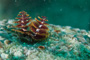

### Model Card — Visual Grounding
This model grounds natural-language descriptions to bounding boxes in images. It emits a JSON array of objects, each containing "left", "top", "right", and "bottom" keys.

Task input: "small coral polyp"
[{"left": 13, "top": 11, "right": 49, "bottom": 41}]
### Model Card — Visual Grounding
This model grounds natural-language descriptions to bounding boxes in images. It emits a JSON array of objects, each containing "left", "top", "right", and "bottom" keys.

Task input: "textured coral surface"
[{"left": 0, "top": 19, "right": 90, "bottom": 60}]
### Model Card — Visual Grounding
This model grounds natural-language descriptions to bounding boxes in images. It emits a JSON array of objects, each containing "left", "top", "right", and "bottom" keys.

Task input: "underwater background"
[
  {"left": 0, "top": 0, "right": 90, "bottom": 30},
  {"left": 0, "top": 0, "right": 90, "bottom": 60}
]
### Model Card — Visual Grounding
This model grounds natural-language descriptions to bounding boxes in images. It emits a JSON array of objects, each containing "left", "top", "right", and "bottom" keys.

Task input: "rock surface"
[{"left": 0, "top": 19, "right": 90, "bottom": 60}]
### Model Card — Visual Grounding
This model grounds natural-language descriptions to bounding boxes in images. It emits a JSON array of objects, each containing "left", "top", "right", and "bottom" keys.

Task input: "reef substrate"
[{"left": 0, "top": 19, "right": 90, "bottom": 60}]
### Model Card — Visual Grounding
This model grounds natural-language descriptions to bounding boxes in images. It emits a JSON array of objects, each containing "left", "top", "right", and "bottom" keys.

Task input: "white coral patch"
[
  {"left": 14, "top": 51, "right": 23, "bottom": 57},
  {"left": 0, "top": 36, "right": 4, "bottom": 40},
  {"left": 0, "top": 48, "right": 4, "bottom": 53},
  {"left": 7, "top": 19, "right": 14, "bottom": 24},
  {"left": 0, "top": 21, "right": 5, "bottom": 26},
  {"left": 1, "top": 53, "right": 9, "bottom": 59},
  {"left": 0, "top": 31, "right": 4, "bottom": 33},
  {"left": 87, "top": 34, "right": 90, "bottom": 37}
]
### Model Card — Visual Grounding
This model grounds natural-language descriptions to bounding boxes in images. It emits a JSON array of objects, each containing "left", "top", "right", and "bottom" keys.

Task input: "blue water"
[{"left": 0, "top": 0, "right": 90, "bottom": 30}]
